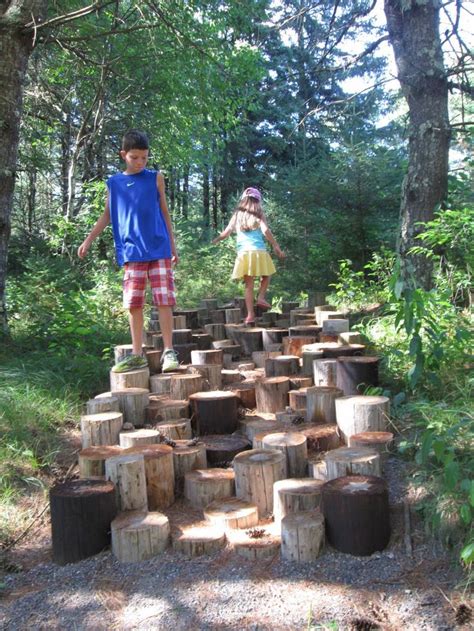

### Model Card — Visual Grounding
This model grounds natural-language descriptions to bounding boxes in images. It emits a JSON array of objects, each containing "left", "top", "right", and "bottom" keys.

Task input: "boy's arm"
[
  {"left": 78, "top": 192, "right": 111, "bottom": 258},
  {"left": 157, "top": 172, "right": 178, "bottom": 264},
  {"left": 212, "top": 215, "right": 236, "bottom": 244},
  {"left": 260, "top": 216, "right": 285, "bottom": 259}
]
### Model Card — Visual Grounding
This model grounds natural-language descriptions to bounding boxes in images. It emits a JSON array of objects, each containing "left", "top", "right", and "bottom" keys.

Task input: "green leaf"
[
  {"left": 460, "top": 542, "right": 474, "bottom": 564},
  {"left": 460, "top": 504, "right": 471, "bottom": 525},
  {"left": 420, "top": 431, "right": 433, "bottom": 464},
  {"left": 444, "top": 460, "right": 460, "bottom": 491},
  {"left": 432, "top": 439, "right": 445, "bottom": 462},
  {"left": 409, "top": 333, "right": 422, "bottom": 357}
]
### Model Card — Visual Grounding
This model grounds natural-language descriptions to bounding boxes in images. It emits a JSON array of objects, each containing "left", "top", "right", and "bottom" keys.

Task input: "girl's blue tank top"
[
  {"left": 107, "top": 169, "right": 171, "bottom": 266},
  {"left": 236, "top": 228, "right": 266, "bottom": 252}
]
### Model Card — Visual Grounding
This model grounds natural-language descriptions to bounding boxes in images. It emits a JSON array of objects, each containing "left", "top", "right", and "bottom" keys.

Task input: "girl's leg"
[
  {"left": 129, "top": 307, "right": 144, "bottom": 355},
  {"left": 157, "top": 305, "right": 173, "bottom": 350},
  {"left": 257, "top": 275, "right": 271, "bottom": 303},
  {"left": 243, "top": 275, "right": 255, "bottom": 320}
]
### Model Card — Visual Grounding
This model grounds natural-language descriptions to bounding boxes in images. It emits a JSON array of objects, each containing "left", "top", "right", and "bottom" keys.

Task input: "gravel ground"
[{"left": 0, "top": 455, "right": 470, "bottom": 631}]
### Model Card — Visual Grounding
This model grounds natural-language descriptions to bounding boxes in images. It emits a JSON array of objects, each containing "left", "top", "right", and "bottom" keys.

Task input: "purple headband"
[{"left": 241, "top": 187, "right": 262, "bottom": 202}]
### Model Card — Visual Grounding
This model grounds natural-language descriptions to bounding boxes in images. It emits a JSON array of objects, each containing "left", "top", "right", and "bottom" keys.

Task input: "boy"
[{"left": 78, "top": 130, "right": 179, "bottom": 373}]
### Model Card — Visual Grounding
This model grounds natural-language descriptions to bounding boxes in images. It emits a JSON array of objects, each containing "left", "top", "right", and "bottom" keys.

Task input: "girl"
[{"left": 212, "top": 187, "right": 285, "bottom": 324}]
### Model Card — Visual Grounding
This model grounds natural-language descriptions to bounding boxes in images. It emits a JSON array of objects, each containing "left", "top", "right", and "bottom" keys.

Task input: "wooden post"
[
  {"left": 104, "top": 388, "right": 150, "bottom": 426},
  {"left": 145, "top": 349, "right": 162, "bottom": 374},
  {"left": 173, "top": 315, "right": 187, "bottom": 329},
  {"left": 324, "top": 446, "right": 381, "bottom": 480},
  {"left": 187, "top": 364, "right": 222, "bottom": 390},
  {"left": 81, "top": 412, "right": 123, "bottom": 448},
  {"left": 201, "top": 298, "right": 218, "bottom": 310},
  {"left": 315, "top": 310, "right": 345, "bottom": 325},
  {"left": 255, "top": 376, "right": 290, "bottom": 413},
  {"left": 239, "top": 328, "right": 264, "bottom": 355},
  {"left": 210, "top": 308, "right": 225, "bottom": 323},
  {"left": 174, "top": 342, "right": 197, "bottom": 364},
  {"left": 174, "top": 309, "right": 199, "bottom": 330},
  {"left": 191, "top": 349, "right": 223, "bottom": 365},
  {"left": 308, "top": 458, "right": 327, "bottom": 481},
  {"left": 273, "top": 478, "right": 324, "bottom": 523},
  {"left": 172, "top": 525, "right": 226, "bottom": 556},
  {"left": 252, "top": 350, "right": 281, "bottom": 369},
  {"left": 225, "top": 308, "right": 241, "bottom": 324},
  {"left": 221, "top": 369, "right": 244, "bottom": 385},
  {"left": 306, "top": 386, "right": 343, "bottom": 424},
  {"left": 288, "top": 388, "right": 308, "bottom": 410},
  {"left": 169, "top": 374, "right": 204, "bottom": 400},
  {"left": 172, "top": 329, "right": 192, "bottom": 345},
  {"left": 261, "top": 432, "right": 308, "bottom": 477},
  {"left": 302, "top": 349, "right": 324, "bottom": 376},
  {"left": 146, "top": 397, "right": 189, "bottom": 424},
  {"left": 301, "top": 424, "right": 341, "bottom": 454},
  {"left": 50, "top": 480, "right": 117, "bottom": 565},
  {"left": 313, "top": 358, "right": 338, "bottom": 387},
  {"left": 322, "top": 475, "right": 390, "bottom": 555},
  {"left": 86, "top": 396, "right": 119, "bottom": 415},
  {"left": 105, "top": 453, "right": 148, "bottom": 512},
  {"left": 156, "top": 419, "right": 192, "bottom": 440},
  {"left": 230, "top": 381, "right": 256, "bottom": 409},
  {"left": 201, "top": 434, "right": 251, "bottom": 466},
  {"left": 322, "top": 318, "right": 349, "bottom": 335},
  {"left": 281, "top": 510, "right": 325, "bottom": 562},
  {"left": 204, "top": 323, "right": 226, "bottom": 340},
  {"left": 318, "top": 343, "right": 366, "bottom": 358},
  {"left": 335, "top": 395, "right": 390, "bottom": 443},
  {"left": 173, "top": 441, "right": 208, "bottom": 493},
  {"left": 111, "top": 510, "right": 170, "bottom": 563},
  {"left": 336, "top": 356, "right": 380, "bottom": 396},
  {"left": 289, "top": 325, "right": 321, "bottom": 337},
  {"left": 289, "top": 376, "right": 313, "bottom": 389},
  {"left": 188, "top": 391, "right": 239, "bottom": 435},
  {"left": 262, "top": 328, "right": 288, "bottom": 351},
  {"left": 339, "top": 331, "right": 363, "bottom": 345},
  {"left": 150, "top": 374, "right": 173, "bottom": 395},
  {"left": 204, "top": 498, "right": 258, "bottom": 530},
  {"left": 265, "top": 355, "right": 299, "bottom": 377},
  {"left": 283, "top": 336, "right": 317, "bottom": 358},
  {"left": 78, "top": 446, "right": 123, "bottom": 478},
  {"left": 233, "top": 449, "right": 287, "bottom": 517},
  {"left": 184, "top": 468, "right": 235, "bottom": 508},
  {"left": 349, "top": 431, "right": 394, "bottom": 471},
  {"left": 110, "top": 367, "right": 150, "bottom": 391},
  {"left": 123, "top": 444, "right": 175, "bottom": 510},
  {"left": 192, "top": 333, "right": 213, "bottom": 349},
  {"left": 243, "top": 419, "right": 283, "bottom": 443},
  {"left": 119, "top": 429, "right": 159, "bottom": 448}
]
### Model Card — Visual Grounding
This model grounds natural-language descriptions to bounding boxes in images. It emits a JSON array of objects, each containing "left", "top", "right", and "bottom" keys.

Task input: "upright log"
[
  {"left": 111, "top": 510, "right": 170, "bottom": 563},
  {"left": 225, "top": 308, "right": 241, "bottom": 324},
  {"left": 119, "top": 429, "right": 159, "bottom": 449},
  {"left": 188, "top": 391, "right": 239, "bottom": 435},
  {"left": 322, "top": 475, "right": 390, "bottom": 555},
  {"left": 262, "top": 328, "right": 288, "bottom": 351},
  {"left": 265, "top": 355, "right": 299, "bottom": 377},
  {"left": 243, "top": 418, "right": 283, "bottom": 443},
  {"left": 103, "top": 388, "right": 149, "bottom": 426},
  {"left": 173, "top": 441, "right": 208, "bottom": 492},
  {"left": 281, "top": 510, "right": 325, "bottom": 563},
  {"left": 105, "top": 453, "right": 148, "bottom": 512},
  {"left": 191, "top": 349, "right": 223, "bottom": 365},
  {"left": 349, "top": 431, "right": 394, "bottom": 471},
  {"left": 187, "top": 364, "right": 222, "bottom": 390},
  {"left": 201, "top": 434, "right": 251, "bottom": 466},
  {"left": 123, "top": 444, "right": 175, "bottom": 510},
  {"left": 289, "top": 325, "right": 321, "bottom": 337},
  {"left": 255, "top": 376, "right": 290, "bottom": 413},
  {"left": 86, "top": 396, "right": 120, "bottom": 415},
  {"left": 79, "top": 446, "right": 123, "bottom": 479},
  {"left": 145, "top": 349, "right": 162, "bottom": 374},
  {"left": 230, "top": 381, "right": 256, "bottom": 409},
  {"left": 192, "top": 333, "right": 213, "bottom": 350},
  {"left": 81, "top": 412, "right": 123, "bottom": 448},
  {"left": 273, "top": 478, "right": 324, "bottom": 523},
  {"left": 301, "top": 425, "right": 341, "bottom": 454},
  {"left": 204, "top": 323, "right": 226, "bottom": 340},
  {"left": 184, "top": 468, "right": 235, "bottom": 508},
  {"left": 50, "top": 479, "right": 117, "bottom": 565},
  {"left": 283, "top": 336, "right": 317, "bottom": 358},
  {"left": 324, "top": 446, "right": 381, "bottom": 480},
  {"left": 322, "top": 319, "right": 349, "bottom": 335},
  {"left": 110, "top": 367, "right": 150, "bottom": 391},
  {"left": 172, "top": 525, "right": 226, "bottom": 557},
  {"left": 302, "top": 349, "right": 324, "bottom": 376},
  {"left": 313, "top": 358, "right": 338, "bottom": 387},
  {"left": 336, "top": 356, "right": 380, "bottom": 395},
  {"left": 172, "top": 329, "right": 192, "bottom": 345},
  {"left": 233, "top": 449, "right": 287, "bottom": 517},
  {"left": 306, "top": 386, "right": 343, "bottom": 424},
  {"left": 335, "top": 395, "right": 390, "bottom": 443},
  {"left": 239, "top": 328, "right": 264, "bottom": 355},
  {"left": 228, "top": 525, "right": 281, "bottom": 560},
  {"left": 204, "top": 498, "right": 259, "bottom": 530},
  {"left": 156, "top": 419, "right": 192, "bottom": 440},
  {"left": 150, "top": 374, "right": 173, "bottom": 395},
  {"left": 169, "top": 374, "right": 204, "bottom": 400},
  {"left": 261, "top": 432, "right": 308, "bottom": 477},
  {"left": 288, "top": 388, "right": 308, "bottom": 410}
]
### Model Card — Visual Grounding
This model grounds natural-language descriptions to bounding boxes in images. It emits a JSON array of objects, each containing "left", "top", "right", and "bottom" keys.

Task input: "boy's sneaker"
[
  {"left": 161, "top": 349, "right": 179, "bottom": 373},
  {"left": 112, "top": 354, "right": 148, "bottom": 373}
]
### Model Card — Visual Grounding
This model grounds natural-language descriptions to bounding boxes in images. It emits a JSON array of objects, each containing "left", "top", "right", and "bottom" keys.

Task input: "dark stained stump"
[
  {"left": 300, "top": 424, "right": 341, "bottom": 454},
  {"left": 204, "top": 323, "right": 227, "bottom": 340},
  {"left": 192, "top": 333, "right": 213, "bottom": 350},
  {"left": 172, "top": 329, "right": 193, "bottom": 345},
  {"left": 265, "top": 355, "right": 299, "bottom": 377},
  {"left": 174, "top": 343, "right": 197, "bottom": 364},
  {"left": 262, "top": 328, "right": 288, "bottom": 350},
  {"left": 230, "top": 381, "right": 257, "bottom": 409},
  {"left": 50, "top": 479, "right": 117, "bottom": 565},
  {"left": 210, "top": 309, "right": 226, "bottom": 324},
  {"left": 322, "top": 475, "right": 390, "bottom": 556},
  {"left": 201, "top": 434, "right": 252, "bottom": 466},
  {"left": 188, "top": 390, "right": 239, "bottom": 435},
  {"left": 336, "top": 356, "right": 380, "bottom": 395},
  {"left": 317, "top": 343, "right": 366, "bottom": 358},
  {"left": 239, "top": 327, "right": 264, "bottom": 355},
  {"left": 145, "top": 349, "right": 162, "bottom": 375},
  {"left": 282, "top": 301, "right": 300, "bottom": 314},
  {"left": 289, "top": 325, "right": 321, "bottom": 338},
  {"left": 174, "top": 309, "right": 199, "bottom": 330}
]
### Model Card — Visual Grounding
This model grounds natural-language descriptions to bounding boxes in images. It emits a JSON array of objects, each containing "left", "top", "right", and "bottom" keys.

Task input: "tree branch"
[{"left": 22, "top": 0, "right": 116, "bottom": 32}]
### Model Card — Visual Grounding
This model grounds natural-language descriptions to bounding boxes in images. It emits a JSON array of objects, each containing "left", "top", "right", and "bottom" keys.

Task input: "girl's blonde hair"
[{"left": 233, "top": 196, "right": 263, "bottom": 232}]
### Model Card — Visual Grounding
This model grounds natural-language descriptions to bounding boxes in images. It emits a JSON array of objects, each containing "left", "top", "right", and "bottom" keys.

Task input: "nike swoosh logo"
[{"left": 127, "top": 182, "right": 135, "bottom": 187}]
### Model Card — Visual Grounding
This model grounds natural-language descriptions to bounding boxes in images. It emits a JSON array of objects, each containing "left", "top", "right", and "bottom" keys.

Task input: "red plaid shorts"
[{"left": 123, "top": 260, "right": 176, "bottom": 308}]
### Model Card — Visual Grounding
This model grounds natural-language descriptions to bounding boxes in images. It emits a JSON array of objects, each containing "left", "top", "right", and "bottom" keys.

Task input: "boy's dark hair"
[{"left": 122, "top": 130, "right": 149, "bottom": 152}]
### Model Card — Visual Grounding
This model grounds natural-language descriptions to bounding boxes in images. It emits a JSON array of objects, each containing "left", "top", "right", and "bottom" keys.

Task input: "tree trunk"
[
  {"left": 384, "top": 0, "right": 450, "bottom": 290},
  {"left": 0, "top": 0, "right": 47, "bottom": 334},
  {"left": 202, "top": 163, "right": 210, "bottom": 225}
]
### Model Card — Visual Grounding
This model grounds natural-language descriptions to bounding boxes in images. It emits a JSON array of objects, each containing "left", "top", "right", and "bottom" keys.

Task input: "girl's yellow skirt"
[{"left": 232, "top": 250, "right": 276, "bottom": 280}]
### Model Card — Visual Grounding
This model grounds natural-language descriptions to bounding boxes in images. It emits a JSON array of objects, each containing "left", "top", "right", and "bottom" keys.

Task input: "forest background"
[{"left": 0, "top": 1, "right": 472, "bottom": 572}]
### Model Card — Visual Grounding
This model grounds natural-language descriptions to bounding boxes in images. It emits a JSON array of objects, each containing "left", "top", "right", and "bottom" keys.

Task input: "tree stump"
[
  {"left": 105, "top": 453, "right": 148, "bottom": 511},
  {"left": 122, "top": 444, "right": 175, "bottom": 510},
  {"left": 111, "top": 510, "right": 170, "bottom": 563},
  {"left": 301, "top": 349, "right": 324, "bottom": 377},
  {"left": 243, "top": 419, "right": 283, "bottom": 443},
  {"left": 348, "top": 431, "right": 394, "bottom": 471},
  {"left": 233, "top": 449, "right": 287, "bottom": 517},
  {"left": 204, "top": 323, "right": 226, "bottom": 340},
  {"left": 187, "top": 364, "right": 222, "bottom": 390},
  {"left": 174, "top": 342, "right": 197, "bottom": 364},
  {"left": 265, "top": 355, "right": 299, "bottom": 377},
  {"left": 150, "top": 374, "right": 173, "bottom": 395},
  {"left": 201, "top": 298, "right": 218, "bottom": 310},
  {"left": 281, "top": 510, "right": 325, "bottom": 562},
  {"left": 252, "top": 429, "right": 285, "bottom": 449},
  {"left": 262, "top": 328, "right": 288, "bottom": 351},
  {"left": 145, "top": 349, "right": 162, "bottom": 374},
  {"left": 114, "top": 344, "right": 135, "bottom": 364},
  {"left": 78, "top": 446, "right": 123, "bottom": 478},
  {"left": 50, "top": 479, "right": 117, "bottom": 565},
  {"left": 228, "top": 525, "right": 281, "bottom": 560},
  {"left": 319, "top": 343, "right": 366, "bottom": 358},
  {"left": 152, "top": 333, "right": 164, "bottom": 350},
  {"left": 251, "top": 350, "right": 281, "bottom": 369},
  {"left": 173, "top": 441, "right": 208, "bottom": 493},
  {"left": 204, "top": 497, "right": 258, "bottom": 530},
  {"left": 289, "top": 325, "right": 321, "bottom": 337},
  {"left": 173, "top": 315, "right": 187, "bottom": 329},
  {"left": 336, "top": 356, "right": 380, "bottom": 395},
  {"left": 191, "top": 349, "right": 223, "bottom": 365},
  {"left": 201, "top": 434, "right": 251, "bottom": 466},
  {"left": 282, "top": 301, "right": 300, "bottom": 313},
  {"left": 324, "top": 446, "right": 381, "bottom": 480},
  {"left": 105, "top": 388, "right": 149, "bottom": 426},
  {"left": 315, "top": 310, "right": 345, "bottom": 325},
  {"left": 188, "top": 391, "right": 239, "bottom": 435},
  {"left": 273, "top": 478, "right": 324, "bottom": 523},
  {"left": 119, "top": 429, "right": 159, "bottom": 449},
  {"left": 262, "top": 311, "right": 278, "bottom": 326},
  {"left": 230, "top": 381, "right": 256, "bottom": 409},
  {"left": 339, "top": 331, "right": 364, "bottom": 345},
  {"left": 221, "top": 369, "right": 244, "bottom": 385},
  {"left": 313, "top": 358, "right": 338, "bottom": 387},
  {"left": 192, "top": 333, "right": 213, "bottom": 350},
  {"left": 225, "top": 323, "right": 246, "bottom": 343},
  {"left": 146, "top": 398, "right": 189, "bottom": 423},
  {"left": 301, "top": 424, "right": 341, "bottom": 454},
  {"left": 212, "top": 339, "right": 234, "bottom": 349},
  {"left": 225, "top": 308, "right": 241, "bottom": 324},
  {"left": 288, "top": 388, "right": 308, "bottom": 410},
  {"left": 289, "top": 376, "right": 313, "bottom": 389},
  {"left": 172, "top": 525, "right": 226, "bottom": 556},
  {"left": 175, "top": 309, "right": 199, "bottom": 330},
  {"left": 306, "top": 386, "right": 343, "bottom": 424},
  {"left": 308, "top": 458, "right": 327, "bottom": 481},
  {"left": 261, "top": 432, "right": 308, "bottom": 477},
  {"left": 156, "top": 418, "right": 192, "bottom": 440},
  {"left": 322, "top": 475, "right": 390, "bottom": 555},
  {"left": 283, "top": 336, "right": 318, "bottom": 358},
  {"left": 110, "top": 367, "right": 150, "bottom": 391},
  {"left": 255, "top": 376, "right": 290, "bottom": 413},
  {"left": 86, "top": 396, "right": 119, "bottom": 415},
  {"left": 210, "top": 308, "right": 225, "bottom": 323},
  {"left": 81, "top": 412, "right": 123, "bottom": 448},
  {"left": 335, "top": 395, "right": 390, "bottom": 443},
  {"left": 169, "top": 374, "right": 204, "bottom": 400},
  {"left": 172, "top": 328, "right": 192, "bottom": 345},
  {"left": 184, "top": 468, "right": 235, "bottom": 508},
  {"left": 322, "top": 318, "right": 349, "bottom": 335},
  {"left": 239, "top": 328, "right": 264, "bottom": 355}
]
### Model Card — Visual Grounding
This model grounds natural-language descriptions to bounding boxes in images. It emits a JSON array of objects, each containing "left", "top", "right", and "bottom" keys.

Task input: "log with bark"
[
  {"left": 172, "top": 525, "right": 226, "bottom": 556},
  {"left": 261, "top": 432, "right": 308, "bottom": 478},
  {"left": 255, "top": 376, "right": 290, "bottom": 413},
  {"left": 122, "top": 444, "right": 175, "bottom": 510},
  {"left": 265, "top": 355, "right": 299, "bottom": 378},
  {"left": 348, "top": 431, "right": 394, "bottom": 471},
  {"left": 101, "top": 388, "right": 149, "bottom": 426},
  {"left": 85, "top": 396, "right": 120, "bottom": 415},
  {"left": 306, "top": 386, "right": 343, "bottom": 424},
  {"left": 324, "top": 446, "right": 382, "bottom": 480},
  {"left": 188, "top": 391, "right": 239, "bottom": 435},
  {"left": 273, "top": 478, "right": 324, "bottom": 523},
  {"left": 184, "top": 468, "right": 235, "bottom": 508},
  {"left": 281, "top": 510, "right": 325, "bottom": 562},
  {"left": 201, "top": 434, "right": 251, "bottom": 466},
  {"left": 169, "top": 374, "right": 204, "bottom": 400},
  {"left": 119, "top": 429, "right": 159, "bottom": 449},
  {"left": 187, "top": 364, "right": 222, "bottom": 390},
  {"left": 81, "top": 412, "right": 123, "bottom": 448},
  {"left": 110, "top": 367, "right": 150, "bottom": 391},
  {"left": 204, "top": 497, "right": 258, "bottom": 530},
  {"left": 336, "top": 356, "right": 380, "bottom": 396},
  {"left": 335, "top": 395, "right": 390, "bottom": 443},
  {"left": 105, "top": 453, "right": 148, "bottom": 512},
  {"left": 111, "top": 510, "right": 170, "bottom": 563},
  {"left": 156, "top": 418, "right": 192, "bottom": 440},
  {"left": 78, "top": 446, "right": 123, "bottom": 479}
]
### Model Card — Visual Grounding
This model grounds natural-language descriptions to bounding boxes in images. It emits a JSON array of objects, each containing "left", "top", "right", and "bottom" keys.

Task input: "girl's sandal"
[
  {"left": 244, "top": 316, "right": 255, "bottom": 325},
  {"left": 256, "top": 300, "right": 271, "bottom": 310}
]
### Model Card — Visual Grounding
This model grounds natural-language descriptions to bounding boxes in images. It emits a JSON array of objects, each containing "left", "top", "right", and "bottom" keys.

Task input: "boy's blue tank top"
[
  {"left": 236, "top": 228, "right": 266, "bottom": 252},
  {"left": 107, "top": 169, "right": 171, "bottom": 266}
]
